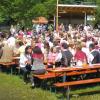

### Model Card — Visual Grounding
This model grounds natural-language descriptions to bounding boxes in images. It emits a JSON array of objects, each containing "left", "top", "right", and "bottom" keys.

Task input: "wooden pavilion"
[{"left": 57, "top": 4, "right": 97, "bottom": 25}]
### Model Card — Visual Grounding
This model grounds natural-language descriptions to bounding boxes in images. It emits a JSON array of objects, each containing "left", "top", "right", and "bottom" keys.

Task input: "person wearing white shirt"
[
  {"left": 19, "top": 46, "right": 32, "bottom": 83},
  {"left": 7, "top": 35, "right": 16, "bottom": 48}
]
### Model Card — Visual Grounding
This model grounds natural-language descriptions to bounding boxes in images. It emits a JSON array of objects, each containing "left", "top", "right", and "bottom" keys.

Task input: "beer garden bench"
[
  {"left": 54, "top": 78, "right": 100, "bottom": 100},
  {"left": 33, "top": 68, "right": 99, "bottom": 90},
  {"left": 0, "top": 62, "right": 15, "bottom": 74}
]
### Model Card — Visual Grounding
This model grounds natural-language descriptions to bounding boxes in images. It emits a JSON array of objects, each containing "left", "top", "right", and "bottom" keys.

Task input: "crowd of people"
[{"left": 0, "top": 23, "right": 100, "bottom": 87}]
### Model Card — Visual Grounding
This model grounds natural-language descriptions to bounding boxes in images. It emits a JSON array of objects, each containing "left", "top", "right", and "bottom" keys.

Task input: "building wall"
[
  {"left": 58, "top": 13, "right": 85, "bottom": 25},
  {"left": 59, "top": 18, "right": 84, "bottom": 25}
]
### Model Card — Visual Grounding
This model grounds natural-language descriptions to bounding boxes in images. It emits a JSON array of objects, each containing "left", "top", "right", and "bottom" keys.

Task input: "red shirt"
[
  {"left": 74, "top": 50, "right": 87, "bottom": 62},
  {"left": 32, "top": 53, "right": 43, "bottom": 59}
]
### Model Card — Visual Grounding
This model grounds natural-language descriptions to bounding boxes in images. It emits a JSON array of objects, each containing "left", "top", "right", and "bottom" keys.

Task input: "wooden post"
[
  {"left": 54, "top": 15, "right": 56, "bottom": 30},
  {"left": 56, "top": 0, "right": 59, "bottom": 32},
  {"left": 66, "top": 86, "right": 70, "bottom": 100},
  {"left": 84, "top": 12, "right": 87, "bottom": 26}
]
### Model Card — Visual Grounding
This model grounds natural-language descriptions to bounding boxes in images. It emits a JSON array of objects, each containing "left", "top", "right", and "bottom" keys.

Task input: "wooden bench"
[
  {"left": 12, "top": 57, "right": 20, "bottom": 65},
  {"left": 0, "top": 62, "right": 15, "bottom": 66},
  {"left": 33, "top": 69, "right": 99, "bottom": 91},
  {"left": 0, "top": 62, "right": 15, "bottom": 74},
  {"left": 33, "top": 69, "right": 98, "bottom": 80},
  {"left": 67, "top": 69, "right": 97, "bottom": 76},
  {"left": 34, "top": 72, "right": 69, "bottom": 80},
  {"left": 54, "top": 78, "right": 100, "bottom": 100}
]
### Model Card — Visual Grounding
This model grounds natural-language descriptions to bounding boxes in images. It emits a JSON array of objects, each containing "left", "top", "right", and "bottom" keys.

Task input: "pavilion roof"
[{"left": 58, "top": 4, "right": 97, "bottom": 14}]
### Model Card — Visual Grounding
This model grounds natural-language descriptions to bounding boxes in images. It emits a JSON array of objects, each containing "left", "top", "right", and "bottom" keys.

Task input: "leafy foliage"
[
  {"left": 0, "top": 0, "right": 99, "bottom": 25},
  {"left": 0, "top": 0, "right": 56, "bottom": 25},
  {"left": 94, "top": 0, "right": 100, "bottom": 24}
]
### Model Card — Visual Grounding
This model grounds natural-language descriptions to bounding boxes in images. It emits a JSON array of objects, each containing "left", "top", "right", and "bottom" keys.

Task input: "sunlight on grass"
[
  {"left": 0, "top": 72, "right": 57, "bottom": 100},
  {"left": 0, "top": 72, "right": 100, "bottom": 100}
]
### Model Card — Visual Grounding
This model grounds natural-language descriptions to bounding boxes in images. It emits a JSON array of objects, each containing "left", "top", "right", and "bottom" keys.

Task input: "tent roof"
[{"left": 32, "top": 17, "right": 48, "bottom": 24}]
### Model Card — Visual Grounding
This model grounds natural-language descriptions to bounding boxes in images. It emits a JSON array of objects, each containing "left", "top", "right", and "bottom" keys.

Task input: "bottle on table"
[{"left": 70, "top": 57, "right": 76, "bottom": 67}]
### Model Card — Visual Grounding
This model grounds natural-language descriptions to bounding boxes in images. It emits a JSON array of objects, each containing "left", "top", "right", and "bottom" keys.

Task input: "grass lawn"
[{"left": 0, "top": 72, "right": 100, "bottom": 100}]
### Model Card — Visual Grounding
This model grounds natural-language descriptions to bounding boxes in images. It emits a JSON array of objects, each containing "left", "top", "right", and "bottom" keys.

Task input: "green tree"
[
  {"left": 95, "top": 0, "right": 100, "bottom": 24},
  {"left": 0, "top": 0, "right": 57, "bottom": 26},
  {"left": 0, "top": 0, "right": 98, "bottom": 26}
]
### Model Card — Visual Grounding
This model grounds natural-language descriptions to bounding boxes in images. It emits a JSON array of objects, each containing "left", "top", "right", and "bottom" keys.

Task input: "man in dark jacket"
[
  {"left": 61, "top": 42, "right": 73, "bottom": 67},
  {"left": 89, "top": 43, "right": 100, "bottom": 64}
]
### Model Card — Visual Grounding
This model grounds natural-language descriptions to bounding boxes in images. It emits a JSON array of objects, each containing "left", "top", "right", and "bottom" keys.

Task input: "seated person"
[
  {"left": 74, "top": 43, "right": 87, "bottom": 66},
  {"left": 47, "top": 47, "right": 62, "bottom": 68},
  {"left": 61, "top": 43, "right": 73, "bottom": 67},
  {"left": 31, "top": 46, "right": 46, "bottom": 87},
  {"left": 88, "top": 43, "right": 100, "bottom": 64},
  {"left": 0, "top": 42, "right": 14, "bottom": 63},
  {"left": 15, "top": 41, "right": 26, "bottom": 56},
  {"left": 19, "top": 46, "right": 32, "bottom": 83}
]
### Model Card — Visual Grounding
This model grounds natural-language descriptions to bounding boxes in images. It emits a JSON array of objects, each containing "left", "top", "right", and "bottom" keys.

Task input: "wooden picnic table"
[
  {"left": 12, "top": 57, "right": 20, "bottom": 60},
  {"left": 12, "top": 56, "right": 20, "bottom": 64},
  {"left": 34, "top": 64, "right": 100, "bottom": 80},
  {"left": 46, "top": 64, "right": 100, "bottom": 82},
  {"left": 0, "top": 56, "right": 20, "bottom": 74},
  {"left": 47, "top": 64, "right": 100, "bottom": 73},
  {"left": 51, "top": 65, "right": 100, "bottom": 100},
  {"left": 33, "top": 64, "right": 100, "bottom": 100}
]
